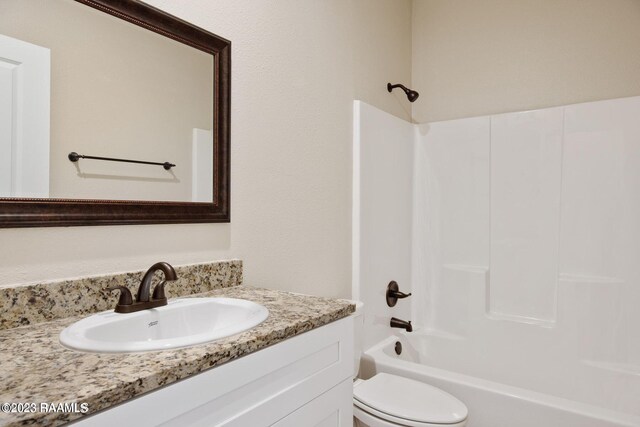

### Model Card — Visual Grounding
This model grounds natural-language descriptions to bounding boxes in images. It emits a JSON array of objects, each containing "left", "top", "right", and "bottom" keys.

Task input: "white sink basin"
[{"left": 59, "top": 298, "right": 269, "bottom": 353}]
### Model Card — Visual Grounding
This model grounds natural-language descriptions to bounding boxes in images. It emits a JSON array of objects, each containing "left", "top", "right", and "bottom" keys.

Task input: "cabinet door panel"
[{"left": 271, "top": 379, "right": 353, "bottom": 427}]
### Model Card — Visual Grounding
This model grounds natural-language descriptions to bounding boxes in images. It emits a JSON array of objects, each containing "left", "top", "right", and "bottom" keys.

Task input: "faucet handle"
[
  {"left": 104, "top": 286, "right": 133, "bottom": 306},
  {"left": 386, "top": 281, "right": 412, "bottom": 307},
  {"left": 151, "top": 281, "right": 169, "bottom": 300}
]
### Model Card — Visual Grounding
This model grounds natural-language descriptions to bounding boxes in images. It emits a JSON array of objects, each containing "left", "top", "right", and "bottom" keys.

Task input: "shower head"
[{"left": 387, "top": 83, "right": 419, "bottom": 103}]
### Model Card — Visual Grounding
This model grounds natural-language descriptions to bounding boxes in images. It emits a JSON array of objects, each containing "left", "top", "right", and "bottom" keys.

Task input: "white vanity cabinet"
[{"left": 73, "top": 316, "right": 354, "bottom": 427}]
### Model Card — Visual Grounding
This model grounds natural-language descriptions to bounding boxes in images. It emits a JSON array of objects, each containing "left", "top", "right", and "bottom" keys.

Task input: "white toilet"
[{"left": 352, "top": 303, "right": 468, "bottom": 427}]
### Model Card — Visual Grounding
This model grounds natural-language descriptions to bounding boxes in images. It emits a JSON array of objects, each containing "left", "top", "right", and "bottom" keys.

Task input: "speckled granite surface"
[
  {"left": 0, "top": 285, "right": 354, "bottom": 426},
  {"left": 0, "top": 260, "right": 242, "bottom": 330}
]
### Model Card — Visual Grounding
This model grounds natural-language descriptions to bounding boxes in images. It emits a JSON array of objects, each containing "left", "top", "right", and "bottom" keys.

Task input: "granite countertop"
[{"left": 0, "top": 286, "right": 354, "bottom": 426}]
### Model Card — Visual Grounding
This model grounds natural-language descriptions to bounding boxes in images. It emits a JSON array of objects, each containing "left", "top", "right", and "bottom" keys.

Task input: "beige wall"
[
  {"left": 352, "top": 0, "right": 413, "bottom": 120},
  {"left": 0, "top": 0, "right": 412, "bottom": 298},
  {"left": 411, "top": 0, "right": 640, "bottom": 123}
]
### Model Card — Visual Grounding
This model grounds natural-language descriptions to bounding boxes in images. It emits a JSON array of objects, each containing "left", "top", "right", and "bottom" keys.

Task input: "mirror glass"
[{"left": 0, "top": 0, "right": 214, "bottom": 202}]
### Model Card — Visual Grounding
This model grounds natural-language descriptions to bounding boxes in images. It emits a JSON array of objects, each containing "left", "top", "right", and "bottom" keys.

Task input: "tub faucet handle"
[{"left": 386, "top": 281, "right": 412, "bottom": 307}]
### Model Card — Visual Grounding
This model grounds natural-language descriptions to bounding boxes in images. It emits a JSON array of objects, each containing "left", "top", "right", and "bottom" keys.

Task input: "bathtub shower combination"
[{"left": 352, "top": 98, "right": 640, "bottom": 427}]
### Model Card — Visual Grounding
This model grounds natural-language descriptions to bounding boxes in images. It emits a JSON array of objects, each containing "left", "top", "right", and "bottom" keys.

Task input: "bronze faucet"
[
  {"left": 106, "top": 262, "right": 178, "bottom": 313},
  {"left": 390, "top": 317, "right": 413, "bottom": 332}
]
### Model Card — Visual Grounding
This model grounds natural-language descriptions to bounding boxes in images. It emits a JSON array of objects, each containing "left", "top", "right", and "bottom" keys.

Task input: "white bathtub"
[{"left": 359, "top": 334, "right": 640, "bottom": 427}]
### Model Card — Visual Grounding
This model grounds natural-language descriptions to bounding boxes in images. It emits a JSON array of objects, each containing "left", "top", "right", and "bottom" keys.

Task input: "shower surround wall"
[
  {"left": 353, "top": 97, "right": 640, "bottom": 418},
  {"left": 352, "top": 101, "right": 414, "bottom": 350}
]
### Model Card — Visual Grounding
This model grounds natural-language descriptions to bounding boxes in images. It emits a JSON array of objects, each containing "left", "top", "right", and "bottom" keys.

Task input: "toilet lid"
[{"left": 353, "top": 373, "right": 468, "bottom": 425}]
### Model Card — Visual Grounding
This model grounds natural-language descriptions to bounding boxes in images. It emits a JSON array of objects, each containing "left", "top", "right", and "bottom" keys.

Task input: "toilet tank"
[{"left": 351, "top": 301, "right": 364, "bottom": 377}]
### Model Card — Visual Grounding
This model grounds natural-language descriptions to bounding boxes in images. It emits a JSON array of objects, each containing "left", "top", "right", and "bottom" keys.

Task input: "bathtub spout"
[{"left": 390, "top": 317, "right": 413, "bottom": 332}]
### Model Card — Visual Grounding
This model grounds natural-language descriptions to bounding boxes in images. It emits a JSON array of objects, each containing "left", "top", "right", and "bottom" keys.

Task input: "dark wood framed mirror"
[{"left": 0, "top": 0, "right": 230, "bottom": 227}]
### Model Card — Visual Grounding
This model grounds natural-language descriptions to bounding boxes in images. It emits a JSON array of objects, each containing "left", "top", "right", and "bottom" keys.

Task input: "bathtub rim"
[{"left": 362, "top": 335, "right": 640, "bottom": 427}]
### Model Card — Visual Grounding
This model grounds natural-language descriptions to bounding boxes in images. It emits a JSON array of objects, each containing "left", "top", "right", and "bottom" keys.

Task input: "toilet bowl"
[{"left": 352, "top": 303, "right": 468, "bottom": 427}]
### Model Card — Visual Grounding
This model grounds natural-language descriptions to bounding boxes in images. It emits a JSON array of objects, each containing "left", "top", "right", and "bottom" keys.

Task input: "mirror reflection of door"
[
  {"left": 0, "top": 34, "right": 50, "bottom": 198},
  {"left": 192, "top": 128, "right": 213, "bottom": 203}
]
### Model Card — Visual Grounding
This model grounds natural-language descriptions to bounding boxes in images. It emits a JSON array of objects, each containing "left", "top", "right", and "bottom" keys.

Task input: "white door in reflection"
[
  {"left": 192, "top": 128, "right": 213, "bottom": 203},
  {"left": 0, "top": 33, "right": 49, "bottom": 198}
]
